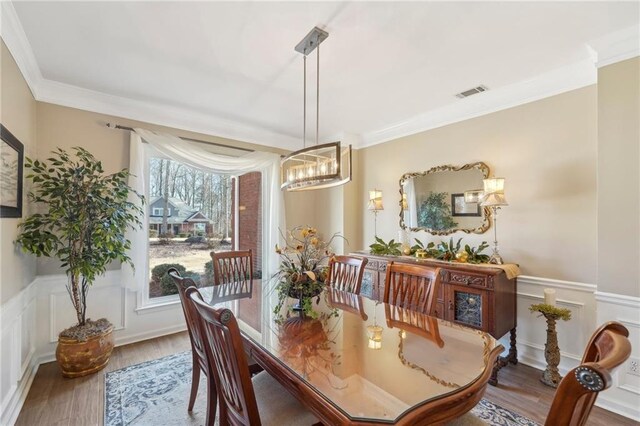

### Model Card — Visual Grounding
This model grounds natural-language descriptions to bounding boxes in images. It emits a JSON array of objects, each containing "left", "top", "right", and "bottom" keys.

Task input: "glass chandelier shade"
[{"left": 281, "top": 142, "right": 352, "bottom": 191}]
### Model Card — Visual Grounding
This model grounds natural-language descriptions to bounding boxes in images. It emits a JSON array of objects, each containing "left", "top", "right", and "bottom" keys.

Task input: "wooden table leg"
[{"left": 489, "top": 327, "right": 518, "bottom": 386}]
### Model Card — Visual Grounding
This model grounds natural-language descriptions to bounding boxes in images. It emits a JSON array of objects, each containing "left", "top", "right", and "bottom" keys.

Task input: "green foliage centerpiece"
[
  {"left": 273, "top": 226, "right": 339, "bottom": 320},
  {"left": 15, "top": 147, "right": 143, "bottom": 377}
]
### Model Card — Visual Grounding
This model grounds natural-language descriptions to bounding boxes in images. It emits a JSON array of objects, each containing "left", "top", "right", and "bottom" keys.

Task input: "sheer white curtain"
[
  {"left": 121, "top": 129, "right": 284, "bottom": 293},
  {"left": 404, "top": 179, "right": 418, "bottom": 227}
]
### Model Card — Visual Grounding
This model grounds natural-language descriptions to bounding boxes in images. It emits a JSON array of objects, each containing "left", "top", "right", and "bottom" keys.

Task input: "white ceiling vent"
[{"left": 455, "top": 85, "right": 489, "bottom": 99}]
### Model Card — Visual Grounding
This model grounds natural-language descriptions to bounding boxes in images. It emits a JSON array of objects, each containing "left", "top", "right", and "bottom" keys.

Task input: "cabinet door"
[
  {"left": 444, "top": 284, "right": 489, "bottom": 330},
  {"left": 361, "top": 268, "right": 378, "bottom": 300}
]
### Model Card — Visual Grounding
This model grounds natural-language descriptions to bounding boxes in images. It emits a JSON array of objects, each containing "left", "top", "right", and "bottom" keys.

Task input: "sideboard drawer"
[{"left": 442, "top": 270, "right": 488, "bottom": 288}]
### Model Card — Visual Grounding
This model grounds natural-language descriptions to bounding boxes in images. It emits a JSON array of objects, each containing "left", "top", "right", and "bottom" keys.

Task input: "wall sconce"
[
  {"left": 481, "top": 178, "right": 508, "bottom": 264},
  {"left": 367, "top": 189, "right": 384, "bottom": 238}
]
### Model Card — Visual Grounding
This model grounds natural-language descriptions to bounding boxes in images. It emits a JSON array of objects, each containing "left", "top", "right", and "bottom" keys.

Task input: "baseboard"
[{"left": 0, "top": 358, "right": 39, "bottom": 426}]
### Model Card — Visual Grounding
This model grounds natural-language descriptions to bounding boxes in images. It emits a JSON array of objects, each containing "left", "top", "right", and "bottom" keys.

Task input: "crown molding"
[
  {"left": 35, "top": 78, "right": 302, "bottom": 151},
  {"left": 0, "top": 1, "right": 42, "bottom": 96},
  {"left": 588, "top": 24, "right": 640, "bottom": 68},
  {"left": 357, "top": 58, "right": 597, "bottom": 149},
  {"left": 0, "top": 1, "right": 300, "bottom": 151},
  {"left": 3, "top": 1, "right": 635, "bottom": 152}
]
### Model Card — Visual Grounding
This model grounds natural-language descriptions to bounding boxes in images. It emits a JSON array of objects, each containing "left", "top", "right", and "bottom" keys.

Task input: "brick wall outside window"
[{"left": 231, "top": 172, "right": 262, "bottom": 276}]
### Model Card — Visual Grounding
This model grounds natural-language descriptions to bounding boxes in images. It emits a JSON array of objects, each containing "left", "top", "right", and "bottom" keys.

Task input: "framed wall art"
[
  {"left": 1, "top": 124, "right": 24, "bottom": 218},
  {"left": 451, "top": 193, "right": 481, "bottom": 217}
]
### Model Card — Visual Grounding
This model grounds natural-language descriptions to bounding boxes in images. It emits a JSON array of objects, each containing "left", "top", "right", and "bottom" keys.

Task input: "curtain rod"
[{"left": 105, "top": 123, "right": 255, "bottom": 153}]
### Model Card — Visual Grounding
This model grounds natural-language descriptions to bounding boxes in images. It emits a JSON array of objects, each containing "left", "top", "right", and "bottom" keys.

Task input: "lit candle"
[{"left": 544, "top": 288, "right": 556, "bottom": 306}]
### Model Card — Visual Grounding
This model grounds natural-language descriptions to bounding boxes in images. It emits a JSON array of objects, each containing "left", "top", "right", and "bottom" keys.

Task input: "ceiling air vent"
[{"left": 455, "top": 85, "right": 489, "bottom": 99}]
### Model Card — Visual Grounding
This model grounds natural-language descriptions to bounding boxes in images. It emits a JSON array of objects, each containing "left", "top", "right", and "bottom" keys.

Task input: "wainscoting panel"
[
  {"left": 0, "top": 281, "right": 38, "bottom": 426},
  {"left": 503, "top": 275, "right": 597, "bottom": 374},
  {"left": 595, "top": 291, "right": 640, "bottom": 421}
]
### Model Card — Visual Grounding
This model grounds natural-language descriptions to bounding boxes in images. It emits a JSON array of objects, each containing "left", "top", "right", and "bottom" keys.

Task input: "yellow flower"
[
  {"left": 301, "top": 229, "right": 309, "bottom": 237},
  {"left": 308, "top": 227, "right": 317, "bottom": 235},
  {"left": 296, "top": 245, "right": 303, "bottom": 252},
  {"left": 310, "top": 237, "right": 319, "bottom": 246}
]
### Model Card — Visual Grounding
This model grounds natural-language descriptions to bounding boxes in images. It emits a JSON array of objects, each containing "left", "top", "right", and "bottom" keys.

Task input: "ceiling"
[{"left": 6, "top": 1, "right": 640, "bottom": 150}]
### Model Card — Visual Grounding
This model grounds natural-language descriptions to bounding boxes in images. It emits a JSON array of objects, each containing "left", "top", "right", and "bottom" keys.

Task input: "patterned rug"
[{"left": 104, "top": 351, "right": 539, "bottom": 426}]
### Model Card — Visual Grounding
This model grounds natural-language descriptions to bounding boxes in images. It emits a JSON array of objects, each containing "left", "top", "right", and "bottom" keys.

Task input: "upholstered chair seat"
[{"left": 251, "top": 372, "right": 319, "bottom": 425}]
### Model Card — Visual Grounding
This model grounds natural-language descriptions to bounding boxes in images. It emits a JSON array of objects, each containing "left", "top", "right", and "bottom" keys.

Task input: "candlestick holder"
[{"left": 529, "top": 303, "right": 571, "bottom": 388}]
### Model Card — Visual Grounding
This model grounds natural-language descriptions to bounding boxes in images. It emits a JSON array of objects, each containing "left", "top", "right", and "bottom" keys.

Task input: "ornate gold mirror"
[{"left": 399, "top": 162, "right": 491, "bottom": 235}]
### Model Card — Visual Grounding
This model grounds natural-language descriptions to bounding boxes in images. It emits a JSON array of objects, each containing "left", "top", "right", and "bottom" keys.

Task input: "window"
[
  {"left": 152, "top": 207, "right": 171, "bottom": 216},
  {"left": 147, "top": 156, "right": 236, "bottom": 299}
]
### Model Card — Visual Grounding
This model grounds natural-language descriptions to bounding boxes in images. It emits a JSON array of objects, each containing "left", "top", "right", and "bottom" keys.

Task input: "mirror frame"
[{"left": 399, "top": 162, "right": 492, "bottom": 236}]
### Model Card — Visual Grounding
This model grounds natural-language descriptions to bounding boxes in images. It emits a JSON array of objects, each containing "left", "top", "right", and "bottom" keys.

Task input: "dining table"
[{"left": 199, "top": 280, "right": 504, "bottom": 425}]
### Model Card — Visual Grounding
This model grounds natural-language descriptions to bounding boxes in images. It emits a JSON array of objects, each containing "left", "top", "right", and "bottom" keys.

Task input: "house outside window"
[{"left": 145, "top": 156, "right": 261, "bottom": 304}]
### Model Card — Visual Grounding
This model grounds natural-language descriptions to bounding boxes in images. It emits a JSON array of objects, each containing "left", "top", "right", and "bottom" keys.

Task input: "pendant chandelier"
[{"left": 281, "top": 27, "right": 352, "bottom": 192}]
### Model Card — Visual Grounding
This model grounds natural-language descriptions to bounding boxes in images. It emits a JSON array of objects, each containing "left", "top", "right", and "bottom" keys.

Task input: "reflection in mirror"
[{"left": 399, "top": 162, "right": 491, "bottom": 235}]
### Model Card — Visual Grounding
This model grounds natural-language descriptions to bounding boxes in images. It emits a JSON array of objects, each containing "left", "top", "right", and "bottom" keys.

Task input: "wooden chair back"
[
  {"left": 190, "top": 290, "right": 261, "bottom": 426},
  {"left": 168, "top": 269, "right": 208, "bottom": 373},
  {"left": 327, "top": 287, "right": 368, "bottom": 321},
  {"left": 545, "top": 321, "right": 631, "bottom": 426},
  {"left": 327, "top": 255, "right": 369, "bottom": 294},
  {"left": 385, "top": 304, "right": 444, "bottom": 347},
  {"left": 211, "top": 249, "right": 253, "bottom": 290},
  {"left": 383, "top": 262, "right": 441, "bottom": 315}
]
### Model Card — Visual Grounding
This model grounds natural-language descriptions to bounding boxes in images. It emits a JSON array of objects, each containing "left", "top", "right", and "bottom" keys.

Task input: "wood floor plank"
[{"left": 15, "top": 331, "right": 636, "bottom": 426}]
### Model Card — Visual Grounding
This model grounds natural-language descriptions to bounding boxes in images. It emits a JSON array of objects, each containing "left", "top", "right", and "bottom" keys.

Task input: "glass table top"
[{"left": 199, "top": 281, "right": 498, "bottom": 423}]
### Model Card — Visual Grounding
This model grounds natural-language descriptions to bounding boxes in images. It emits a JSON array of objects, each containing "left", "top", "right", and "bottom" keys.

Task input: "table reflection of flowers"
[
  {"left": 272, "top": 226, "right": 341, "bottom": 320},
  {"left": 278, "top": 314, "right": 346, "bottom": 389}
]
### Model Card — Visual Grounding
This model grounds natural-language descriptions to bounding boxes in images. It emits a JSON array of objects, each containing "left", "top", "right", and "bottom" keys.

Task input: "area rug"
[{"left": 104, "top": 351, "right": 539, "bottom": 426}]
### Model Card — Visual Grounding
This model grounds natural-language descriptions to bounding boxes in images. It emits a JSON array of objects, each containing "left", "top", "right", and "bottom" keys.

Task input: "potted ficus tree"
[{"left": 16, "top": 147, "right": 143, "bottom": 378}]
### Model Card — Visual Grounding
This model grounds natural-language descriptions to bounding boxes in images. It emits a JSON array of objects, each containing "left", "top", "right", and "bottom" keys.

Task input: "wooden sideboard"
[{"left": 352, "top": 252, "right": 518, "bottom": 385}]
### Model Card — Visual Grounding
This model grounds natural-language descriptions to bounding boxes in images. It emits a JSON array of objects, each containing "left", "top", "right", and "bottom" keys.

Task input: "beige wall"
[
  {"left": 0, "top": 40, "right": 37, "bottom": 304},
  {"left": 34, "top": 102, "right": 287, "bottom": 275},
  {"left": 597, "top": 57, "right": 640, "bottom": 297},
  {"left": 357, "top": 86, "right": 598, "bottom": 283}
]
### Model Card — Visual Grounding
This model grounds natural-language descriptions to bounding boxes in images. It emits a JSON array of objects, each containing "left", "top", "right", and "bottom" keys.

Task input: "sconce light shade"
[
  {"left": 463, "top": 189, "right": 484, "bottom": 204},
  {"left": 483, "top": 178, "right": 505, "bottom": 195},
  {"left": 482, "top": 192, "right": 509, "bottom": 207},
  {"left": 366, "top": 325, "right": 383, "bottom": 350},
  {"left": 367, "top": 189, "right": 384, "bottom": 211}
]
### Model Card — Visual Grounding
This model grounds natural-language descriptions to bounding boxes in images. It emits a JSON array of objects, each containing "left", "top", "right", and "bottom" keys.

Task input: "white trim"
[
  {"left": 518, "top": 275, "right": 597, "bottom": 293},
  {"left": 588, "top": 24, "right": 640, "bottom": 68},
  {"left": 357, "top": 59, "right": 597, "bottom": 148},
  {"left": 594, "top": 291, "right": 640, "bottom": 308},
  {"left": 134, "top": 297, "right": 181, "bottom": 315},
  {"left": 0, "top": 1, "right": 42, "bottom": 96},
  {"left": 0, "top": 360, "right": 39, "bottom": 426}
]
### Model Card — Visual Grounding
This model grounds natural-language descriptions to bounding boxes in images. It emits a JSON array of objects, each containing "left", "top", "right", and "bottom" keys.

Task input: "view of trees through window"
[{"left": 148, "top": 157, "right": 233, "bottom": 298}]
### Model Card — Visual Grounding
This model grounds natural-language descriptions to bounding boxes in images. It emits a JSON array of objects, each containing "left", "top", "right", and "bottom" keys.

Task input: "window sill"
[{"left": 135, "top": 298, "right": 181, "bottom": 315}]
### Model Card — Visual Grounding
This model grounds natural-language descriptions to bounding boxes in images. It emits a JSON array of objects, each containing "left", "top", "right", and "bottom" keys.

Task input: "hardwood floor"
[{"left": 16, "top": 331, "right": 636, "bottom": 426}]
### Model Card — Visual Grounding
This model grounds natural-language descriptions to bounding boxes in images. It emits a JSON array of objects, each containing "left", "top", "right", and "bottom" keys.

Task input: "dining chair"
[
  {"left": 189, "top": 289, "right": 320, "bottom": 426},
  {"left": 455, "top": 321, "right": 632, "bottom": 426},
  {"left": 383, "top": 261, "right": 441, "bottom": 316},
  {"left": 385, "top": 304, "right": 444, "bottom": 348},
  {"left": 543, "top": 321, "right": 631, "bottom": 426},
  {"left": 211, "top": 249, "right": 253, "bottom": 291},
  {"left": 167, "top": 268, "right": 216, "bottom": 422},
  {"left": 326, "top": 287, "right": 368, "bottom": 320},
  {"left": 326, "top": 255, "right": 369, "bottom": 294}
]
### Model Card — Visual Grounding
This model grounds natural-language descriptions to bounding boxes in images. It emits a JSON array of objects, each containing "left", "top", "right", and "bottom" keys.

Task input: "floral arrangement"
[
  {"left": 272, "top": 226, "right": 341, "bottom": 319},
  {"left": 411, "top": 237, "right": 490, "bottom": 264}
]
